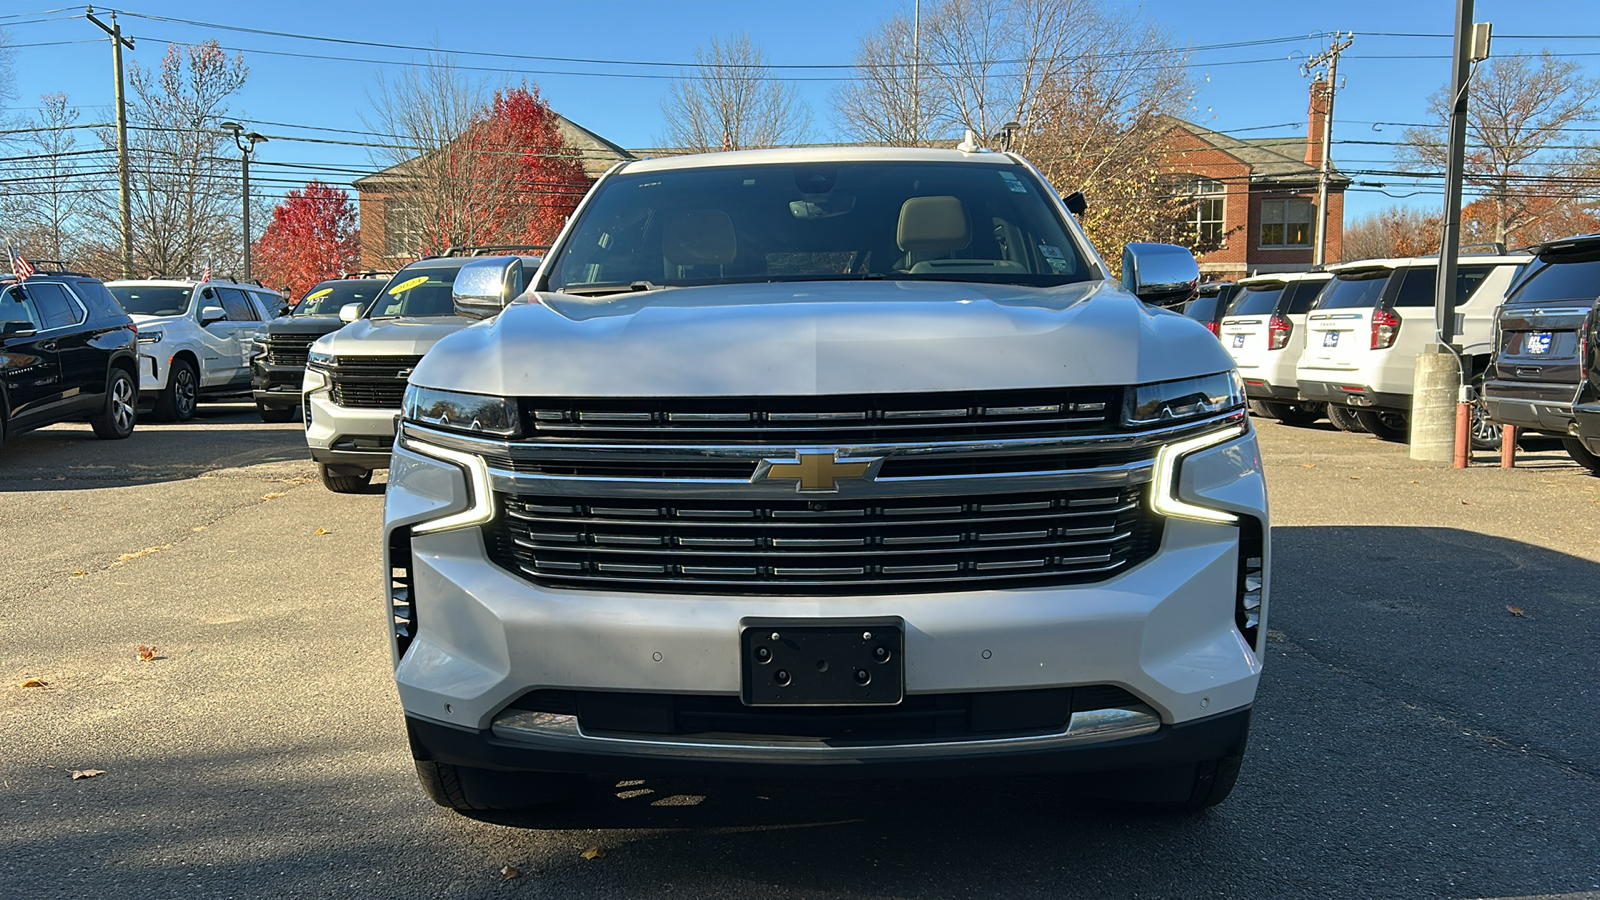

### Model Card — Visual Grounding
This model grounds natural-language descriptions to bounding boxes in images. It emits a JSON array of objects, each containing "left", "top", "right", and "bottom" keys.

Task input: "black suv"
[
  {"left": 0, "top": 269, "right": 139, "bottom": 453},
  {"left": 250, "top": 276, "right": 386, "bottom": 423},
  {"left": 1483, "top": 234, "right": 1600, "bottom": 473},
  {"left": 1182, "top": 281, "right": 1240, "bottom": 337}
]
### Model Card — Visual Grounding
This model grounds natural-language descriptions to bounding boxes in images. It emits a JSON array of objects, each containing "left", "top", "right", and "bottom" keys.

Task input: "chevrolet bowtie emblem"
[{"left": 754, "top": 451, "right": 883, "bottom": 492}]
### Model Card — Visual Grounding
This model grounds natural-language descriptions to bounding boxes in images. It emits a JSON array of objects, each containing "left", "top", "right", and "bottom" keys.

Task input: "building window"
[
  {"left": 1185, "top": 177, "right": 1226, "bottom": 244},
  {"left": 1260, "top": 198, "right": 1314, "bottom": 248},
  {"left": 384, "top": 199, "right": 426, "bottom": 257}
]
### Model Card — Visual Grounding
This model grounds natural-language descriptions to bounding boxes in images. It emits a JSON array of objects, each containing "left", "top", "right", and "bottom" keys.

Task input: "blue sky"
[{"left": 6, "top": 0, "right": 1599, "bottom": 221}]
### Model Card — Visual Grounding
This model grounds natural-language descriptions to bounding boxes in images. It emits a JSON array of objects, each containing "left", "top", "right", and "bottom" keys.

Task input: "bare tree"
[
  {"left": 9, "top": 94, "right": 91, "bottom": 262},
  {"left": 833, "top": 9, "right": 946, "bottom": 145},
  {"left": 0, "top": 27, "right": 16, "bottom": 124},
  {"left": 1403, "top": 50, "right": 1600, "bottom": 246},
  {"left": 659, "top": 33, "right": 811, "bottom": 153},
  {"left": 86, "top": 41, "right": 250, "bottom": 277}
]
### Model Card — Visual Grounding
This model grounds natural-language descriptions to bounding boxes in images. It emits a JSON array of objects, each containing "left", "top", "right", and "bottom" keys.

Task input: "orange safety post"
[
  {"left": 1453, "top": 402, "right": 1471, "bottom": 469},
  {"left": 1501, "top": 424, "right": 1517, "bottom": 468}
]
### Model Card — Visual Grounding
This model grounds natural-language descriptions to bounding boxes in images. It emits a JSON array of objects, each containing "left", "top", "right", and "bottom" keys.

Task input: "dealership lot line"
[{"left": 2, "top": 407, "right": 1596, "bottom": 899}]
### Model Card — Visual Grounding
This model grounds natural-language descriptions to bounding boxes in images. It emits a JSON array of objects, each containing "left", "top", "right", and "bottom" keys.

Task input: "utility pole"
[
  {"left": 221, "top": 122, "right": 267, "bottom": 281},
  {"left": 1301, "top": 33, "right": 1352, "bottom": 268},
  {"left": 86, "top": 6, "right": 135, "bottom": 278},
  {"left": 911, "top": 0, "right": 921, "bottom": 146}
]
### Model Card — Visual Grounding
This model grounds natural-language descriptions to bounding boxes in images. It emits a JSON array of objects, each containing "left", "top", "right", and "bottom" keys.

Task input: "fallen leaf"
[
  {"left": 500, "top": 866, "right": 521, "bottom": 880},
  {"left": 71, "top": 570, "right": 87, "bottom": 577},
  {"left": 111, "top": 545, "right": 169, "bottom": 566},
  {"left": 1349, "top": 476, "right": 1361, "bottom": 480},
  {"left": 261, "top": 492, "right": 287, "bottom": 501},
  {"left": 19, "top": 678, "right": 47, "bottom": 688},
  {"left": 137, "top": 645, "right": 157, "bottom": 662},
  {"left": 1506, "top": 606, "right": 1525, "bottom": 617},
  {"left": 580, "top": 847, "right": 606, "bottom": 861},
  {"left": 1461, "top": 500, "right": 1473, "bottom": 505},
  {"left": 1409, "top": 480, "right": 1420, "bottom": 484},
  {"left": 71, "top": 769, "right": 105, "bottom": 780},
  {"left": 313, "top": 528, "right": 331, "bottom": 535},
  {"left": 1300, "top": 464, "right": 1315, "bottom": 469}
]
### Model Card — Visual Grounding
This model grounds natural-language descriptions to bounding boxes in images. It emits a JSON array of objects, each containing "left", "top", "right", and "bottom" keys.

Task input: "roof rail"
[
  {"left": 441, "top": 244, "right": 552, "bottom": 258},
  {"left": 1459, "top": 241, "right": 1508, "bottom": 255}
]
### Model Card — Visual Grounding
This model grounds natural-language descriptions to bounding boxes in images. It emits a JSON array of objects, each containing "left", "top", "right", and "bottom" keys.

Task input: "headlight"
[
  {"left": 402, "top": 385, "right": 521, "bottom": 438},
  {"left": 1124, "top": 371, "right": 1244, "bottom": 426},
  {"left": 307, "top": 349, "right": 336, "bottom": 369},
  {"left": 138, "top": 330, "right": 163, "bottom": 344}
]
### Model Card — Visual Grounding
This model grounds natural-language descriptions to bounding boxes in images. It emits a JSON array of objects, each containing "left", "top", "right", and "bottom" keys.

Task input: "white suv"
[
  {"left": 1220, "top": 271, "right": 1331, "bottom": 426},
  {"left": 105, "top": 279, "right": 286, "bottom": 421},
  {"left": 384, "top": 147, "right": 1268, "bottom": 814},
  {"left": 1296, "top": 253, "right": 1528, "bottom": 442}
]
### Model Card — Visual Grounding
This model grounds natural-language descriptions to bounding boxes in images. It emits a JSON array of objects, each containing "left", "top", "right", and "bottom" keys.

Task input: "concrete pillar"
[{"left": 1410, "top": 346, "right": 1462, "bottom": 462}]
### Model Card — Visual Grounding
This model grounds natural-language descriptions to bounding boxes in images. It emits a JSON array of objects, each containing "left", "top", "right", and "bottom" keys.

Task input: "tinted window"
[
  {"left": 107, "top": 285, "right": 193, "bottom": 316},
  {"left": 76, "top": 280, "right": 127, "bottom": 319},
  {"left": 545, "top": 161, "right": 1092, "bottom": 293},
  {"left": 1285, "top": 279, "right": 1329, "bottom": 314},
  {"left": 27, "top": 282, "right": 84, "bottom": 329},
  {"left": 1316, "top": 271, "right": 1391, "bottom": 309},
  {"left": 217, "top": 287, "right": 259, "bottom": 321},
  {"left": 1184, "top": 294, "right": 1220, "bottom": 322},
  {"left": 1507, "top": 256, "right": 1600, "bottom": 306},
  {"left": 248, "top": 290, "right": 285, "bottom": 319},
  {"left": 0, "top": 285, "right": 42, "bottom": 328},
  {"left": 1392, "top": 265, "right": 1493, "bottom": 307},
  {"left": 1228, "top": 284, "right": 1286, "bottom": 316},
  {"left": 296, "top": 280, "right": 381, "bottom": 316},
  {"left": 370, "top": 264, "right": 467, "bottom": 318}
]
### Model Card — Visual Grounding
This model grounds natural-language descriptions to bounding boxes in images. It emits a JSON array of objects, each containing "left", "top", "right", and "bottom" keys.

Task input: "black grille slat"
[
  {"left": 329, "top": 355, "right": 422, "bottom": 409},
  {"left": 264, "top": 333, "right": 318, "bottom": 367},
  {"left": 486, "top": 487, "right": 1160, "bottom": 595},
  {"left": 521, "top": 388, "right": 1122, "bottom": 444}
]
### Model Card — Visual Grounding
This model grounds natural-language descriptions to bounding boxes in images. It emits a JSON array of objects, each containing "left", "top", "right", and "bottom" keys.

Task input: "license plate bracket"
[
  {"left": 1526, "top": 332, "right": 1553, "bottom": 355},
  {"left": 1231, "top": 334, "right": 1246, "bottom": 348},
  {"left": 740, "top": 618, "right": 905, "bottom": 707}
]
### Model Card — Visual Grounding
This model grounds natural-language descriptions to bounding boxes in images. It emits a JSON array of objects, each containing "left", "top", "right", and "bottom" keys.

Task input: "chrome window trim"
[{"left": 2, "top": 280, "right": 89, "bottom": 333}]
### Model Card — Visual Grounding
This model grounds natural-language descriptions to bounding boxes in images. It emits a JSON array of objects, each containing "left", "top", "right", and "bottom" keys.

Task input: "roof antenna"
[{"left": 956, "top": 129, "right": 980, "bottom": 153}]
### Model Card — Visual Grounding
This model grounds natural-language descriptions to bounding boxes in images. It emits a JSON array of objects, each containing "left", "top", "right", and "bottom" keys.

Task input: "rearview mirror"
[
  {"left": 452, "top": 256, "right": 523, "bottom": 320},
  {"left": 1, "top": 320, "right": 36, "bottom": 338},
  {"left": 339, "top": 302, "right": 361, "bottom": 324},
  {"left": 200, "top": 305, "right": 227, "bottom": 326},
  {"left": 1120, "top": 243, "right": 1200, "bottom": 308}
]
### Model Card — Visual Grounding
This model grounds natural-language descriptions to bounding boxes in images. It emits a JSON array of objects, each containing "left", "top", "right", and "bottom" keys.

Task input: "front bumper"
[
  {"left": 382, "top": 424, "right": 1269, "bottom": 774},
  {"left": 136, "top": 350, "right": 169, "bottom": 396},
  {"left": 251, "top": 360, "right": 304, "bottom": 408},
  {"left": 1297, "top": 379, "right": 1409, "bottom": 412},
  {"left": 302, "top": 366, "right": 397, "bottom": 471}
]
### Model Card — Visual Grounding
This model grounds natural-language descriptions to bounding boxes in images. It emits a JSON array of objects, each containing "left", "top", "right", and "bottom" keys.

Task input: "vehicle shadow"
[{"left": 0, "top": 416, "right": 309, "bottom": 492}]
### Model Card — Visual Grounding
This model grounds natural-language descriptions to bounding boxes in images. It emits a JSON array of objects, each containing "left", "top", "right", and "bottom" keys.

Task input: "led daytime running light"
[
  {"left": 1150, "top": 422, "right": 1246, "bottom": 524},
  {"left": 404, "top": 438, "right": 496, "bottom": 535}
]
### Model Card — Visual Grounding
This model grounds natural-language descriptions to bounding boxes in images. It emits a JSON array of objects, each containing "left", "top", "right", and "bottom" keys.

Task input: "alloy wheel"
[
  {"left": 112, "top": 376, "right": 135, "bottom": 434},
  {"left": 175, "top": 368, "right": 196, "bottom": 418}
]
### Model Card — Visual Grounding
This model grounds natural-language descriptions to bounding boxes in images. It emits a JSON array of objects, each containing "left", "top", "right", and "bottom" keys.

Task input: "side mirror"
[
  {"left": 1121, "top": 243, "right": 1200, "bottom": 308},
  {"left": 1062, "top": 191, "right": 1087, "bottom": 215},
  {"left": 200, "top": 305, "right": 227, "bottom": 326},
  {"left": 339, "top": 302, "right": 362, "bottom": 324},
  {"left": 452, "top": 256, "right": 521, "bottom": 320},
  {"left": 1, "top": 320, "right": 36, "bottom": 338}
]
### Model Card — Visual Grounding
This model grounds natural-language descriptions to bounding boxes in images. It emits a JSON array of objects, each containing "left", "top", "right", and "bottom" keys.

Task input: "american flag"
[
  {"left": 7, "top": 246, "right": 36, "bottom": 280},
  {"left": 200, "top": 263, "right": 212, "bottom": 282}
]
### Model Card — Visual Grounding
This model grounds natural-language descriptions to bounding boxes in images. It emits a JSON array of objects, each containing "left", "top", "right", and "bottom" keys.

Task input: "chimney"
[{"left": 1305, "top": 77, "right": 1331, "bottom": 167}]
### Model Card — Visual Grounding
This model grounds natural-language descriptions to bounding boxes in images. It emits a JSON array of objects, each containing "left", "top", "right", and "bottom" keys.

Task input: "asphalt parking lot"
[{"left": 3, "top": 406, "right": 1598, "bottom": 900}]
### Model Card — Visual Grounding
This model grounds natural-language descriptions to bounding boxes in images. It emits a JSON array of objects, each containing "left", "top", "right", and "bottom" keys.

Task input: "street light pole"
[{"left": 220, "top": 122, "right": 267, "bottom": 281}]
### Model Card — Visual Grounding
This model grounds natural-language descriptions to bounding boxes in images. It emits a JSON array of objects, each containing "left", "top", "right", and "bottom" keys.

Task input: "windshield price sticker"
[
  {"left": 387, "top": 276, "right": 429, "bottom": 296},
  {"left": 304, "top": 288, "right": 333, "bottom": 301}
]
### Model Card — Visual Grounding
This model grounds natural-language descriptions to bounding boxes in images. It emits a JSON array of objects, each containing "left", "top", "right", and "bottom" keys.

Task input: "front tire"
[
  {"left": 1257, "top": 400, "right": 1325, "bottom": 428},
  {"left": 1328, "top": 404, "right": 1367, "bottom": 433},
  {"left": 318, "top": 462, "right": 371, "bottom": 493},
  {"left": 90, "top": 369, "right": 137, "bottom": 440},
  {"left": 1355, "top": 409, "right": 1409, "bottom": 442},
  {"left": 153, "top": 359, "right": 198, "bottom": 422},
  {"left": 414, "top": 760, "right": 584, "bottom": 812},
  {"left": 256, "top": 402, "right": 298, "bottom": 424},
  {"left": 1563, "top": 437, "right": 1600, "bottom": 475}
]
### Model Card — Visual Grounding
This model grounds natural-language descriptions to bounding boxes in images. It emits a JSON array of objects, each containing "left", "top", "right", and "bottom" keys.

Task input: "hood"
[
  {"left": 128, "top": 313, "right": 188, "bottom": 330},
  {"left": 412, "top": 280, "right": 1234, "bottom": 397},
  {"left": 263, "top": 315, "right": 347, "bottom": 338},
  {"left": 313, "top": 315, "right": 473, "bottom": 357}
]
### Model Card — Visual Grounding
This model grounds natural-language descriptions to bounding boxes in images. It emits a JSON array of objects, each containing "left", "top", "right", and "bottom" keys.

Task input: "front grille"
[
  {"left": 521, "top": 388, "right": 1123, "bottom": 444},
  {"left": 264, "top": 333, "right": 318, "bottom": 367},
  {"left": 486, "top": 485, "right": 1161, "bottom": 595},
  {"left": 508, "top": 686, "right": 1143, "bottom": 743},
  {"left": 329, "top": 355, "right": 421, "bottom": 409},
  {"left": 388, "top": 527, "right": 415, "bottom": 658}
]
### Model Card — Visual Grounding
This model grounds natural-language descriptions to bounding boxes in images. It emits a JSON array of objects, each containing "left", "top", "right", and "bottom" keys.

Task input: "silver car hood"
[
  {"left": 312, "top": 316, "right": 473, "bottom": 358},
  {"left": 412, "top": 280, "right": 1234, "bottom": 397}
]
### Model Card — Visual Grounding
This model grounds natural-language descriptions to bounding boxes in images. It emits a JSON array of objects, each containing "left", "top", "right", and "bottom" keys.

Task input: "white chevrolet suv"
[
  {"left": 1296, "top": 252, "right": 1528, "bottom": 443},
  {"left": 105, "top": 279, "right": 286, "bottom": 421},
  {"left": 1220, "top": 270, "right": 1331, "bottom": 426},
  {"left": 384, "top": 147, "right": 1269, "bottom": 813}
]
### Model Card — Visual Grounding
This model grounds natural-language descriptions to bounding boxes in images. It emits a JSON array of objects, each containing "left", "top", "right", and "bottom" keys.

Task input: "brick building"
[
  {"left": 352, "top": 115, "right": 633, "bottom": 271},
  {"left": 1161, "top": 80, "right": 1350, "bottom": 282}
]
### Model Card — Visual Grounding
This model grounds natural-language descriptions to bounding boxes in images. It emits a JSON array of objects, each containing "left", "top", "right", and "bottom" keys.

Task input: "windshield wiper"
[{"left": 558, "top": 280, "right": 667, "bottom": 297}]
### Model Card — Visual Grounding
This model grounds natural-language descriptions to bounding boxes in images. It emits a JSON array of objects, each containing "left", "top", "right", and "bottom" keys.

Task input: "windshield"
[
  {"left": 366, "top": 265, "right": 467, "bottom": 318},
  {"left": 1228, "top": 284, "right": 1286, "bottom": 316},
  {"left": 296, "top": 281, "right": 380, "bottom": 316},
  {"left": 543, "top": 160, "right": 1093, "bottom": 293},
  {"left": 1316, "top": 271, "right": 1391, "bottom": 309},
  {"left": 107, "top": 285, "right": 193, "bottom": 317}
]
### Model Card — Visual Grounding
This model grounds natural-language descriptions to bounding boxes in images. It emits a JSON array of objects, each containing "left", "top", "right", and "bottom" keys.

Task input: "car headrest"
[
  {"left": 897, "top": 196, "right": 970, "bottom": 252},
  {"left": 663, "top": 210, "right": 737, "bottom": 266}
]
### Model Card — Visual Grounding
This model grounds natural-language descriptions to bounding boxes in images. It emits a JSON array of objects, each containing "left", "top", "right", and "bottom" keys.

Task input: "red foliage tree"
[
  {"left": 477, "top": 85, "right": 591, "bottom": 247},
  {"left": 253, "top": 181, "right": 360, "bottom": 299}
]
